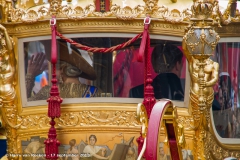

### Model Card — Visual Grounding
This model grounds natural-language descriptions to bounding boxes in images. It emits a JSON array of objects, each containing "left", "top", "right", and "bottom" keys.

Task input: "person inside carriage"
[
  {"left": 25, "top": 40, "right": 102, "bottom": 101},
  {"left": 129, "top": 43, "right": 184, "bottom": 100}
]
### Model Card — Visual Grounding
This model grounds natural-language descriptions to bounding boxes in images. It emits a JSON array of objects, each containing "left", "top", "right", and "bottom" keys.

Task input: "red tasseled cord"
[
  {"left": 136, "top": 16, "right": 156, "bottom": 157},
  {"left": 45, "top": 16, "right": 62, "bottom": 160}
]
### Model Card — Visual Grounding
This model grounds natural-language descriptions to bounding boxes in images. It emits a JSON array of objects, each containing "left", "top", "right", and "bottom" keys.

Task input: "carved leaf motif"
[
  {"left": 111, "top": 5, "right": 144, "bottom": 20},
  {"left": 57, "top": 112, "right": 79, "bottom": 126},
  {"left": 62, "top": 5, "right": 72, "bottom": 15},
  {"left": 11, "top": 8, "right": 26, "bottom": 22},
  {"left": 38, "top": 6, "right": 49, "bottom": 17},
  {"left": 11, "top": 8, "right": 42, "bottom": 22},
  {"left": 18, "top": 114, "right": 50, "bottom": 129},
  {"left": 63, "top": 4, "right": 95, "bottom": 20}
]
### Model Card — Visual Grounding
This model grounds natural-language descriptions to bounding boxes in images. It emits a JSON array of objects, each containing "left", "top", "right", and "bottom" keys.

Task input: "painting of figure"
[
  {"left": 82, "top": 135, "right": 108, "bottom": 160},
  {"left": 22, "top": 137, "right": 46, "bottom": 160},
  {"left": 157, "top": 142, "right": 193, "bottom": 160},
  {"left": 21, "top": 133, "right": 138, "bottom": 160}
]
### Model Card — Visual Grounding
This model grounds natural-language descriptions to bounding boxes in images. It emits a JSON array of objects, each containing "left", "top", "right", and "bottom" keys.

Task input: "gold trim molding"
[
  {"left": 0, "top": 0, "right": 240, "bottom": 25},
  {"left": 3, "top": 19, "right": 240, "bottom": 39}
]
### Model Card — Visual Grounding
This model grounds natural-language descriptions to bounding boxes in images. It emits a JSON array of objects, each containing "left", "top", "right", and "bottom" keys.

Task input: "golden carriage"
[{"left": 0, "top": 0, "right": 240, "bottom": 159}]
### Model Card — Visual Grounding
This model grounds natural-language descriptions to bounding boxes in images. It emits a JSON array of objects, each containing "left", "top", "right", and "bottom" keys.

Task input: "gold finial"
[{"left": 191, "top": 0, "right": 214, "bottom": 20}]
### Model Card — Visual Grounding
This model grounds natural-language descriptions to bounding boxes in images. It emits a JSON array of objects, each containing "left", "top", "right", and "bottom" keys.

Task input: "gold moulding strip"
[
  {"left": 163, "top": 115, "right": 174, "bottom": 119},
  {"left": 0, "top": 135, "right": 7, "bottom": 139}
]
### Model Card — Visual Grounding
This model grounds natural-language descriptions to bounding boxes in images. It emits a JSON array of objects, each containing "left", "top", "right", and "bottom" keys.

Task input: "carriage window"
[
  {"left": 212, "top": 42, "right": 240, "bottom": 138},
  {"left": 23, "top": 38, "right": 186, "bottom": 101}
]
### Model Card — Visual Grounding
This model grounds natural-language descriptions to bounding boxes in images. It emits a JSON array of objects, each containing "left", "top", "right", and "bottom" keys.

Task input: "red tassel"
[
  {"left": 45, "top": 16, "right": 61, "bottom": 160},
  {"left": 45, "top": 119, "right": 60, "bottom": 159},
  {"left": 47, "top": 96, "right": 62, "bottom": 118},
  {"left": 47, "top": 64, "right": 62, "bottom": 118},
  {"left": 45, "top": 139, "right": 60, "bottom": 159}
]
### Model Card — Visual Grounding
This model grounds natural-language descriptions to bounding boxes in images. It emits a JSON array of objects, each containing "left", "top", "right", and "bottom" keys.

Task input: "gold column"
[{"left": 182, "top": 0, "right": 220, "bottom": 159}]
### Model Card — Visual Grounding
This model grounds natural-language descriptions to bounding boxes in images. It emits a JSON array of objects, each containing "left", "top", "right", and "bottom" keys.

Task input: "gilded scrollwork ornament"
[
  {"left": 162, "top": 8, "right": 191, "bottom": 23},
  {"left": 150, "top": 5, "right": 192, "bottom": 23},
  {"left": 110, "top": 5, "right": 145, "bottom": 20},
  {"left": 63, "top": 4, "right": 95, "bottom": 20},
  {"left": 17, "top": 110, "right": 139, "bottom": 130}
]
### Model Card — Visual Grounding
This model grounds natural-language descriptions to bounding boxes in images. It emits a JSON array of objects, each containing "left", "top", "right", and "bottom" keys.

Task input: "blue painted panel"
[{"left": 0, "top": 140, "right": 7, "bottom": 158}]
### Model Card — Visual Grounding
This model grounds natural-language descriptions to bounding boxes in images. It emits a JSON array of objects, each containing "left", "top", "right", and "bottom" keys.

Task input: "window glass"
[
  {"left": 212, "top": 42, "right": 240, "bottom": 138},
  {"left": 114, "top": 41, "right": 186, "bottom": 100},
  {"left": 23, "top": 38, "right": 186, "bottom": 102}
]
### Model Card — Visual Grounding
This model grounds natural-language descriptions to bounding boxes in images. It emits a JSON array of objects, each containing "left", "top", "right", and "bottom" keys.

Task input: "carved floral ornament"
[{"left": 0, "top": 0, "right": 239, "bottom": 24}]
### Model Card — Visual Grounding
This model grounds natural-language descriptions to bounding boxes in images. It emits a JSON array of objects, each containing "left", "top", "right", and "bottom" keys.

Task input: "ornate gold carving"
[
  {"left": 1, "top": 0, "right": 13, "bottom": 22},
  {"left": 205, "top": 131, "right": 240, "bottom": 159},
  {"left": 211, "top": 0, "right": 231, "bottom": 26},
  {"left": 9, "top": 3, "right": 145, "bottom": 22},
  {"left": 0, "top": 24, "right": 19, "bottom": 159},
  {"left": 11, "top": 4, "right": 95, "bottom": 22},
  {"left": 1, "top": 0, "right": 240, "bottom": 25},
  {"left": 136, "top": 103, "right": 148, "bottom": 138},
  {"left": 64, "top": 4, "right": 95, "bottom": 20},
  {"left": 110, "top": 5, "right": 144, "bottom": 20},
  {"left": 3, "top": 19, "right": 190, "bottom": 39},
  {"left": 17, "top": 114, "right": 50, "bottom": 129},
  {"left": 163, "top": 8, "right": 192, "bottom": 23},
  {"left": 143, "top": 0, "right": 158, "bottom": 15},
  {"left": 93, "top": 4, "right": 145, "bottom": 20},
  {"left": 211, "top": 0, "right": 240, "bottom": 26},
  {"left": 17, "top": 110, "right": 139, "bottom": 129},
  {"left": 61, "top": 110, "right": 139, "bottom": 126},
  {"left": 191, "top": 0, "right": 213, "bottom": 20},
  {"left": 176, "top": 115, "right": 194, "bottom": 131},
  {"left": 177, "top": 124, "right": 186, "bottom": 148},
  {"left": 11, "top": 6, "right": 49, "bottom": 23},
  {"left": 183, "top": 31, "right": 219, "bottom": 159},
  {"left": 182, "top": 1, "right": 221, "bottom": 159}
]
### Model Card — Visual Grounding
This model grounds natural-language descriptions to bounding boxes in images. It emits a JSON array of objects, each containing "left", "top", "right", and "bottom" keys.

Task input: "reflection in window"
[
  {"left": 126, "top": 42, "right": 186, "bottom": 101},
  {"left": 25, "top": 39, "right": 103, "bottom": 101},
  {"left": 23, "top": 38, "right": 186, "bottom": 101},
  {"left": 212, "top": 42, "right": 240, "bottom": 138}
]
